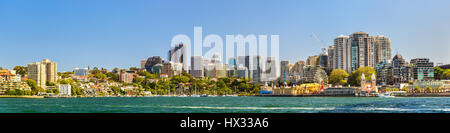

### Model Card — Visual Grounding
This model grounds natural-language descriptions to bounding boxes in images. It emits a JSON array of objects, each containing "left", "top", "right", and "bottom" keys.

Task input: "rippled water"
[{"left": 1, "top": 97, "right": 450, "bottom": 113}]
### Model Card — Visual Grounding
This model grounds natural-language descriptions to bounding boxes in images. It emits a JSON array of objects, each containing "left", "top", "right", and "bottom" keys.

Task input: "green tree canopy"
[
  {"left": 90, "top": 67, "right": 101, "bottom": 74},
  {"left": 58, "top": 72, "right": 74, "bottom": 79},
  {"left": 329, "top": 69, "right": 349, "bottom": 86},
  {"left": 348, "top": 66, "right": 376, "bottom": 86},
  {"left": 13, "top": 66, "right": 27, "bottom": 77},
  {"left": 26, "top": 79, "right": 44, "bottom": 92},
  {"left": 59, "top": 78, "right": 74, "bottom": 85},
  {"left": 443, "top": 69, "right": 450, "bottom": 79},
  {"left": 46, "top": 81, "right": 56, "bottom": 86},
  {"left": 94, "top": 73, "right": 107, "bottom": 79},
  {"left": 106, "top": 72, "right": 119, "bottom": 82}
]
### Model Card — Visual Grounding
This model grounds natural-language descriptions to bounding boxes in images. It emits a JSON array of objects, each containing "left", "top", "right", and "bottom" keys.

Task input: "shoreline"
[
  {"left": 2, "top": 93, "right": 450, "bottom": 98},
  {"left": 0, "top": 95, "right": 45, "bottom": 98},
  {"left": 256, "top": 92, "right": 450, "bottom": 97}
]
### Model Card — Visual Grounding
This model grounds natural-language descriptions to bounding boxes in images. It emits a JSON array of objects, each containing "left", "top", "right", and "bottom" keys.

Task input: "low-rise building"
[
  {"left": 324, "top": 87, "right": 358, "bottom": 95},
  {"left": 301, "top": 65, "right": 328, "bottom": 84},
  {"left": 58, "top": 84, "right": 72, "bottom": 96},
  {"left": 411, "top": 58, "right": 434, "bottom": 80},
  {"left": 74, "top": 68, "right": 89, "bottom": 76},
  {"left": 120, "top": 71, "right": 135, "bottom": 83},
  {"left": 0, "top": 81, "right": 31, "bottom": 94}
]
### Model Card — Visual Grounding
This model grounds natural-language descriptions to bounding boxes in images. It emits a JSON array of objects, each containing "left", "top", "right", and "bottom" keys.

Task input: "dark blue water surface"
[{"left": 1, "top": 97, "right": 450, "bottom": 113}]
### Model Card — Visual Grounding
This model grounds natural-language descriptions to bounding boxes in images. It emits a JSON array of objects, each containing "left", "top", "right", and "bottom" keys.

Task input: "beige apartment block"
[{"left": 27, "top": 59, "right": 57, "bottom": 88}]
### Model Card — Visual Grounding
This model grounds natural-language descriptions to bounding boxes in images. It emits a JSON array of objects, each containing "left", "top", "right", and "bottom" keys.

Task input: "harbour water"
[{"left": 1, "top": 97, "right": 450, "bottom": 113}]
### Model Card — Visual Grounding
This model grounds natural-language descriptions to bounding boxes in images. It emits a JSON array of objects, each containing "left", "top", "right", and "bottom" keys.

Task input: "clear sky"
[{"left": 1, "top": 0, "right": 449, "bottom": 72}]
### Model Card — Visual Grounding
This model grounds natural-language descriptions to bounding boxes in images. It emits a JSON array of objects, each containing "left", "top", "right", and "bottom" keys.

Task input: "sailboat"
[
  {"left": 190, "top": 83, "right": 200, "bottom": 97},
  {"left": 177, "top": 86, "right": 187, "bottom": 97},
  {"left": 209, "top": 88, "right": 217, "bottom": 97}
]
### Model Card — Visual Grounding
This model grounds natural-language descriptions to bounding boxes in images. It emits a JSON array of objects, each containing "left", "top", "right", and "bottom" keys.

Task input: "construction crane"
[{"left": 311, "top": 32, "right": 328, "bottom": 55}]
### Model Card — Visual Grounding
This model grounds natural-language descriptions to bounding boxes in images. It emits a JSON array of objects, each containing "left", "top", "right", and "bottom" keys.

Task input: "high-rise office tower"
[
  {"left": 251, "top": 56, "right": 262, "bottom": 83},
  {"left": 190, "top": 56, "right": 204, "bottom": 78},
  {"left": 145, "top": 56, "right": 164, "bottom": 73},
  {"left": 228, "top": 57, "right": 237, "bottom": 66},
  {"left": 327, "top": 45, "right": 334, "bottom": 70},
  {"left": 236, "top": 56, "right": 251, "bottom": 79},
  {"left": 306, "top": 55, "right": 319, "bottom": 66},
  {"left": 280, "top": 60, "right": 290, "bottom": 82},
  {"left": 262, "top": 57, "right": 278, "bottom": 82},
  {"left": 318, "top": 52, "right": 328, "bottom": 68},
  {"left": 168, "top": 43, "right": 187, "bottom": 71}
]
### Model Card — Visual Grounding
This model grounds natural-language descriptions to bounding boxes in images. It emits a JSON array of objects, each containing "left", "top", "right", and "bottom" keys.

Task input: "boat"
[
  {"left": 177, "top": 94, "right": 188, "bottom": 97},
  {"left": 190, "top": 94, "right": 200, "bottom": 97},
  {"left": 378, "top": 92, "right": 395, "bottom": 98},
  {"left": 200, "top": 94, "right": 208, "bottom": 97},
  {"left": 227, "top": 94, "right": 238, "bottom": 97}
]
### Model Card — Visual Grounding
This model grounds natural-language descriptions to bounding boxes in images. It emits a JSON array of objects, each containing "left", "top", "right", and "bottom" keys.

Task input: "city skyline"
[{"left": 1, "top": 0, "right": 450, "bottom": 72}]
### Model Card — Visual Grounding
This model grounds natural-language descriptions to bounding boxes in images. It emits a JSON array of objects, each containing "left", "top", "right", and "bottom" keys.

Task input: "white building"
[
  {"left": 74, "top": 67, "right": 89, "bottom": 76},
  {"left": 58, "top": 84, "right": 72, "bottom": 96}
]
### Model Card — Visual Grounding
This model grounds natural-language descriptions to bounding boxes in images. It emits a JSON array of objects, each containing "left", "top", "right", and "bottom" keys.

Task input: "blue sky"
[{"left": 1, "top": 0, "right": 449, "bottom": 72}]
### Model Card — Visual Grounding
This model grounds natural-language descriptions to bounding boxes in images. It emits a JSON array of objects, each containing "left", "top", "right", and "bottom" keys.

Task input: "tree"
[
  {"left": 181, "top": 71, "right": 193, "bottom": 81},
  {"left": 106, "top": 72, "right": 119, "bottom": 82},
  {"left": 348, "top": 67, "right": 376, "bottom": 86},
  {"left": 46, "top": 89, "right": 53, "bottom": 93},
  {"left": 329, "top": 69, "right": 349, "bottom": 86},
  {"left": 13, "top": 66, "right": 27, "bottom": 77},
  {"left": 94, "top": 73, "right": 107, "bottom": 79},
  {"left": 26, "top": 79, "right": 44, "bottom": 93},
  {"left": 133, "top": 77, "right": 145, "bottom": 84},
  {"left": 414, "top": 86, "right": 421, "bottom": 93},
  {"left": 385, "top": 88, "right": 392, "bottom": 92},
  {"left": 90, "top": 67, "right": 101, "bottom": 74},
  {"left": 46, "top": 81, "right": 56, "bottom": 86},
  {"left": 59, "top": 78, "right": 74, "bottom": 85},
  {"left": 58, "top": 72, "right": 73, "bottom": 79},
  {"left": 71, "top": 85, "right": 83, "bottom": 96},
  {"left": 171, "top": 75, "right": 190, "bottom": 84},
  {"left": 110, "top": 86, "right": 122, "bottom": 95},
  {"left": 436, "top": 87, "right": 443, "bottom": 93},
  {"left": 426, "top": 86, "right": 433, "bottom": 93},
  {"left": 401, "top": 86, "right": 409, "bottom": 92},
  {"left": 434, "top": 67, "right": 444, "bottom": 80},
  {"left": 393, "top": 88, "right": 399, "bottom": 91},
  {"left": 443, "top": 69, "right": 450, "bottom": 79},
  {"left": 53, "top": 88, "right": 59, "bottom": 95}
]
